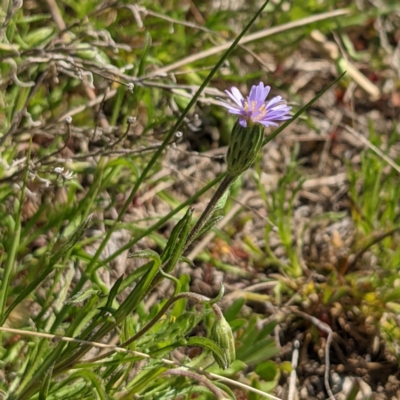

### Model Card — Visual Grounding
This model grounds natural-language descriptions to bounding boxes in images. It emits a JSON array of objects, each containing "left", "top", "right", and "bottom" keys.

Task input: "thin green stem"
[
  {"left": 13, "top": 340, "right": 49, "bottom": 398},
  {"left": 0, "top": 141, "right": 30, "bottom": 344},
  {"left": 185, "top": 174, "right": 236, "bottom": 250}
]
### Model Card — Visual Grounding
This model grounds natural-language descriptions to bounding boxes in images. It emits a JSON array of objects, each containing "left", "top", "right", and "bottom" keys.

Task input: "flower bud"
[
  {"left": 211, "top": 316, "right": 236, "bottom": 369},
  {"left": 226, "top": 122, "right": 264, "bottom": 178}
]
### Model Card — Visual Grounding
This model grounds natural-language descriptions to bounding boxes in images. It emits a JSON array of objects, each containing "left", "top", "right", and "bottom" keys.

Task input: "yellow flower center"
[{"left": 243, "top": 101, "right": 267, "bottom": 121}]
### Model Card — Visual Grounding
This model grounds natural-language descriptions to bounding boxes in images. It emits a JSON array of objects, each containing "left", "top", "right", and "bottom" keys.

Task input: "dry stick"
[
  {"left": 310, "top": 30, "right": 380, "bottom": 100},
  {"left": 302, "top": 172, "right": 348, "bottom": 190},
  {"left": 187, "top": 0, "right": 205, "bottom": 24},
  {"left": 67, "top": 116, "right": 139, "bottom": 161},
  {"left": 0, "top": 326, "right": 282, "bottom": 400},
  {"left": 290, "top": 308, "right": 335, "bottom": 400},
  {"left": 57, "top": 89, "right": 117, "bottom": 122},
  {"left": 137, "top": 6, "right": 220, "bottom": 35},
  {"left": 90, "top": 2, "right": 321, "bottom": 76},
  {"left": 288, "top": 340, "right": 300, "bottom": 400},
  {"left": 1, "top": 58, "right": 35, "bottom": 88},
  {"left": 46, "top": 0, "right": 67, "bottom": 31},
  {"left": 145, "top": 9, "right": 350, "bottom": 78},
  {"left": 343, "top": 124, "right": 400, "bottom": 174}
]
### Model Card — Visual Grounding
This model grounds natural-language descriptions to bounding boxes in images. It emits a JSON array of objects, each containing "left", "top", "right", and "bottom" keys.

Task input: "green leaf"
[
  {"left": 186, "top": 336, "right": 227, "bottom": 369},
  {"left": 224, "top": 298, "right": 246, "bottom": 322},
  {"left": 104, "top": 275, "right": 124, "bottom": 313},
  {"left": 238, "top": 338, "right": 279, "bottom": 366},
  {"left": 69, "top": 370, "right": 108, "bottom": 400},
  {"left": 149, "top": 338, "right": 187, "bottom": 357},
  {"left": 125, "top": 366, "right": 168, "bottom": 394},
  {"left": 38, "top": 365, "right": 53, "bottom": 400},
  {"left": 25, "top": 27, "right": 54, "bottom": 46},
  {"left": 229, "top": 318, "right": 247, "bottom": 331},
  {"left": 255, "top": 360, "right": 279, "bottom": 381},
  {"left": 195, "top": 215, "right": 224, "bottom": 239},
  {"left": 256, "top": 320, "right": 277, "bottom": 341},
  {"left": 161, "top": 208, "right": 193, "bottom": 265},
  {"left": 208, "top": 359, "right": 248, "bottom": 376},
  {"left": 64, "top": 288, "right": 99, "bottom": 304},
  {"left": 129, "top": 249, "right": 161, "bottom": 269}
]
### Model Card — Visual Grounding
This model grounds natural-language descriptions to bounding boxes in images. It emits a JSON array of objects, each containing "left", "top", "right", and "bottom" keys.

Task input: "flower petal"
[
  {"left": 238, "top": 118, "right": 247, "bottom": 127},
  {"left": 225, "top": 87, "right": 244, "bottom": 107},
  {"left": 248, "top": 84, "right": 258, "bottom": 100}
]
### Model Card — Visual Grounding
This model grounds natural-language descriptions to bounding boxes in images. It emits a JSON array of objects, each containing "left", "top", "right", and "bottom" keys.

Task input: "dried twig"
[
  {"left": 45, "top": 0, "right": 67, "bottom": 31},
  {"left": 310, "top": 30, "right": 380, "bottom": 101},
  {"left": 288, "top": 340, "right": 300, "bottom": 400},
  {"left": 343, "top": 124, "right": 400, "bottom": 174},
  {"left": 290, "top": 308, "right": 335, "bottom": 400}
]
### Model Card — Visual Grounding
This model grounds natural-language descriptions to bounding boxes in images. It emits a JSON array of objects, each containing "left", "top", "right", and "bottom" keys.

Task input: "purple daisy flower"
[{"left": 219, "top": 82, "right": 292, "bottom": 128}]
